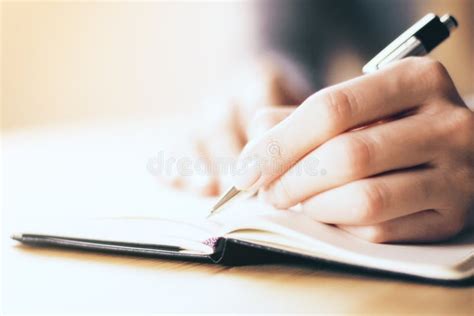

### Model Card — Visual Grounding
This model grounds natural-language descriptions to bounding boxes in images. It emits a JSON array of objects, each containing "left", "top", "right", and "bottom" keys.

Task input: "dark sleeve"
[{"left": 254, "top": 0, "right": 417, "bottom": 89}]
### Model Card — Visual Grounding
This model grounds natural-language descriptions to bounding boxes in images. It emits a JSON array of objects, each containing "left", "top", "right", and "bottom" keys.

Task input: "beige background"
[
  {"left": 1, "top": 0, "right": 473, "bottom": 132},
  {"left": 1, "top": 1, "right": 253, "bottom": 131},
  {"left": 2, "top": 3, "right": 474, "bottom": 313}
]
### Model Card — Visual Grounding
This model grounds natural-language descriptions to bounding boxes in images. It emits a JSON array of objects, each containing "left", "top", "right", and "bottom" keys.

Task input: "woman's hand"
[
  {"left": 155, "top": 57, "right": 304, "bottom": 196},
  {"left": 235, "top": 57, "right": 474, "bottom": 243}
]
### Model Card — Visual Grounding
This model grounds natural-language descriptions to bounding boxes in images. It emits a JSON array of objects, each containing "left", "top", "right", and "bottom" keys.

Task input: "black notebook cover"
[
  {"left": 12, "top": 234, "right": 292, "bottom": 265},
  {"left": 12, "top": 233, "right": 474, "bottom": 284}
]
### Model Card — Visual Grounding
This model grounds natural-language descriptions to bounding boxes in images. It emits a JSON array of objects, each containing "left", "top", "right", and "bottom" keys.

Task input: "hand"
[
  {"left": 155, "top": 56, "right": 305, "bottom": 196},
  {"left": 234, "top": 57, "right": 474, "bottom": 243}
]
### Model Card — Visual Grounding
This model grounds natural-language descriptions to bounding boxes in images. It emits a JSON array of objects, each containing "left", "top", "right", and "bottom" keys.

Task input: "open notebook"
[{"left": 12, "top": 199, "right": 474, "bottom": 281}]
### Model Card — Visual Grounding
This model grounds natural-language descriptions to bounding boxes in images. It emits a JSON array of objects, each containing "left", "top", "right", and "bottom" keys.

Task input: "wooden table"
[{"left": 2, "top": 121, "right": 473, "bottom": 314}]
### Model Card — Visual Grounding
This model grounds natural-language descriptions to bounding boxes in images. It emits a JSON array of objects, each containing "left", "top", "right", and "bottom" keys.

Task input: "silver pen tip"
[
  {"left": 11, "top": 233, "right": 23, "bottom": 240},
  {"left": 208, "top": 186, "right": 241, "bottom": 217}
]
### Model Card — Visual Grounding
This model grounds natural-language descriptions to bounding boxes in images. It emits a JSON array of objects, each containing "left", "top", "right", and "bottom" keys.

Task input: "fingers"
[
  {"left": 154, "top": 128, "right": 242, "bottom": 197},
  {"left": 301, "top": 167, "right": 447, "bottom": 225},
  {"left": 263, "top": 112, "right": 445, "bottom": 208},
  {"left": 188, "top": 139, "right": 221, "bottom": 196},
  {"left": 246, "top": 106, "right": 295, "bottom": 140},
  {"left": 203, "top": 126, "right": 244, "bottom": 194},
  {"left": 154, "top": 138, "right": 219, "bottom": 196},
  {"left": 234, "top": 57, "right": 454, "bottom": 190},
  {"left": 338, "top": 210, "right": 464, "bottom": 243}
]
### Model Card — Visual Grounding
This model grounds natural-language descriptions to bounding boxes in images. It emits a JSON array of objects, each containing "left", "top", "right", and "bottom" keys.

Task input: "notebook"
[{"left": 11, "top": 199, "right": 474, "bottom": 281}]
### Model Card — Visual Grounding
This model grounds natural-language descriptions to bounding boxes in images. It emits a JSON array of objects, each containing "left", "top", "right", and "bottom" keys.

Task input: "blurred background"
[{"left": 1, "top": 0, "right": 473, "bottom": 132}]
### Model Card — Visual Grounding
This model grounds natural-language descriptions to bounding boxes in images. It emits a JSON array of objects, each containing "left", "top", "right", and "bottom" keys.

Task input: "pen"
[
  {"left": 363, "top": 13, "right": 457, "bottom": 73},
  {"left": 208, "top": 12, "right": 458, "bottom": 218}
]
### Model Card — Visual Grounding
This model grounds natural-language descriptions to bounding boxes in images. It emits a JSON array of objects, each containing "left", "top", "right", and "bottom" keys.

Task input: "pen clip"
[{"left": 363, "top": 13, "right": 437, "bottom": 73}]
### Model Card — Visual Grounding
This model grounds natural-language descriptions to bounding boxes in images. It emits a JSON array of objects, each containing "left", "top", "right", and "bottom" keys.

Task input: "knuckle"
[
  {"left": 415, "top": 174, "right": 435, "bottom": 201},
  {"left": 361, "top": 225, "right": 390, "bottom": 243},
  {"left": 442, "top": 210, "right": 468, "bottom": 237},
  {"left": 417, "top": 58, "right": 452, "bottom": 93},
  {"left": 337, "top": 135, "right": 374, "bottom": 179},
  {"left": 354, "top": 182, "right": 387, "bottom": 224},
  {"left": 445, "top": 108, "right": 474, "bottom": 148},
  {"left": 319, "top": 88, "right": 357, "bottom": 133},
  {"left": 269, "top": 177, "right": 296, "bottom": 209}
]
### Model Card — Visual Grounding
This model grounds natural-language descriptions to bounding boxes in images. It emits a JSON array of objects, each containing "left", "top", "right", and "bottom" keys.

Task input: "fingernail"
[
  {"left": 259, "top": 186, "right": 273, "bottom": 205},
  {"left": 233, "top": 158, "right": 261, "bottom": 190},
  {"left": 260, "top": 180, "right": 285, "bottom": 209}
]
